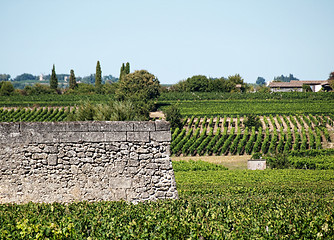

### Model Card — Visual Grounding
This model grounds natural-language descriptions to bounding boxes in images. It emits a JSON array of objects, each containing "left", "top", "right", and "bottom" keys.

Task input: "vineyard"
[
  {"left": 1, "top": 108, "right": 334, "bottom": 158},
  {"left": 0, "top": 107, "right": 71, "bottom": 122},
  {"left": 171, "top": 114, "right": 334, "bottom": 156},
  {"left": 1, "top": 167, "right": 333, "bottom": 239},
  {"left": 159, "top": 99, "right": 334, "bottom": 116}
]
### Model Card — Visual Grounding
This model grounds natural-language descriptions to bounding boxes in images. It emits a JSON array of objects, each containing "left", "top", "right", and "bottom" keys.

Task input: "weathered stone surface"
[
  {"left": 127, "top": 132, "right": 150, "bottom": 142},
  {"left": 150, "top": 131, "right": 172, "bottom": 142},
  {"left": 133, "top": 121, "right": 155, "bottom": 132},
  {"left": 0, "top": 121, "right": 177, "bottom": 204},
  {"left": 155, "top": 120, "right": 170, "bottom": 131}
]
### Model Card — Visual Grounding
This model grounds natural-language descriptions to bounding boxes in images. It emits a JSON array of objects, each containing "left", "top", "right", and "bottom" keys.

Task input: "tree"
[
  {"left": 69, "top": 69, "right": 77, "bottom": 90},
  {"left": 273, "top": 74, "right": 298, "bottom": 82},
  {"left": 50, "top": 64, "right": 58, "bottom": 89},
  {"left": 116, "top": 70, "right": 161, "bottom": 119},
  {"left": 0, "top": 74, "right": 11, "bottom": 81},
  {"left": 329, "top": 71, "right": 334, "bottom": 80},
  {"left": 95, "top": 61, "right": 102, "bottom": 88},
  {"left": 0, "top": 81, "right": 15, "bottom": 96},
  {"left": 119, "top": 63, "right": 125, "bottom": 81},
  {"left": 227, "top": 74, "right": 247, "bottom": 92},
  {"left": 14, "top": 73, "right": 37, "bottom": 82},
  {"left": 184, "top": 75, "right": 209, "bottom": 92},
  {"left": 125, "top": 62, "right": 130, "bottom": 74},
  {"left": 116, "top": 70, "right": 160, "bottom": 102},
  {"left": 256, "top": 77, "right": 266, "bottom": 85},
  {"left": 119, "top": 62, "right": 130, "bottom": 81}
]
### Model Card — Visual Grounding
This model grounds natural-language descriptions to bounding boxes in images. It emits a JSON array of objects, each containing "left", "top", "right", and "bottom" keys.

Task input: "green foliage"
[
  {"left": 116, "top": 70, "right": 160, "bottom": 102},
  {"left": 14, "top": 73, "right": 37, "bottom": 81},
  {"left": 0, "top": 81, "right": 15, "bottom": 96},
  {"left": 256, "top": 77, "right": 266, "bottom": 85},
  {"left": 95, "top": 61, "right": 102, "bottom": 89},
  {"left": 302, "top": 84, "right": 312, "bottom": 92},
  {"left": 243, "top": 114, "right": 262, "bottom": 131},
  {"left": 251, "top": 152, "right": 263, "bottom": 159},
  {"left": 0, "top": 74, "right": 11, "bottom": 81},
  {"left": 69, "top": 69, "right": 77, "bottom": 90},
  {"left": 1, "top": 170, "right": 334, "bottom": 239},
  {"left": 116, "top": 70, "right": 160, "bottom": 118},
  {"left": 125, "top": 62, "right": 130, "bottom": 74},
  {"left": 267, "top": 153, "right": 290, "bottom": 169},
  {"left": 164, "top": 104, "right": 182, "bottom": 129},
  {"left": 50, "top": 64, "right": 58, "bottom": 90},
  {"left": 172, "top": 160, "right": 228, "bottom": 171},
  {"left": 119, "top": 62, "right": 130, "bottom": 81},
  {"left": 67, "top": 101, "right": 95, "bottom": 121},
  {"left": 185, "top": 75, "right": 210, "bottom": 92},
  {"left": 273, "top": 73, "right": 299, "bottom": 82},
  {"left": 67, "top": 100, "right": 146, "bottom": 121}
]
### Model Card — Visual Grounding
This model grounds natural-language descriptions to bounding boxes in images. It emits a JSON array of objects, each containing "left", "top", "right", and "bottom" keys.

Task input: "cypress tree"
[
  {"left": 125, "top": 62, "right": 130, "bottom": 74},
  {"left": 119, "top": 63, "right": 125, "bottom": 81},
  {"left": 69, "top": 69, "right": 77, "bottom": 89},
  {"left": 50, "top": 64, "right": 58, "bottom": 90},
  {"left": 95, "top": 60, "right": 102, "bottom": 88}
]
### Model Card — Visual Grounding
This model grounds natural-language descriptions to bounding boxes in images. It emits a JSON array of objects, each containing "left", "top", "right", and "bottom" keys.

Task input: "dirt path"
[
  {"left": 171, "top": 155, "right": 251, "bottom": 170},
  {"left": 149, "top": 111, "right": 165, "bottom": 120}
]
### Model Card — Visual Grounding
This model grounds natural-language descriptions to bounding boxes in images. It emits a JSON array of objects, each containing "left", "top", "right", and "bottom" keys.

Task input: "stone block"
[
  {"left": 133, "top": 121, "right": 155, "bottom": 132},
  {"left": 65, "top": 122, "right": 88, "bottom": 132},
  {"left": 155, "top": 120, "right": 170, "bottom": 131},
  {"left": 127, "top": 132, "right": 149, "bottom": 142},
  {"left": 104, "top": 132, "right": 127, "bottom": 142},
  {"left": 48, "top": 154, "right": 58, "bottom": 166},
  {"left": 150, "top": 131, "right": 171, "bottom": 142},
  {"left": 89, "top": 121, "right": 133, "bottom": 132},
  {"left": 58, "top": 132, "right": 83, "bottom": 143}
]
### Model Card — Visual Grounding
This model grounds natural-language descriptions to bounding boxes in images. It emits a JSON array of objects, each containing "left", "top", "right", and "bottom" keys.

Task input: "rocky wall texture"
[{"left": 0, "top": 121, "right": 178, "bottom": 204}]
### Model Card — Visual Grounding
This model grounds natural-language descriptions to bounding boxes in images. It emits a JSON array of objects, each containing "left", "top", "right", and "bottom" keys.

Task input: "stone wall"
[{"left": 0, "top": 121, "right": 178, "bottom": 204}]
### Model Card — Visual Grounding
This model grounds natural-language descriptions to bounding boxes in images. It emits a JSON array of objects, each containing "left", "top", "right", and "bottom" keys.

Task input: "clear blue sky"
[{"left": 1, "top": 0, "right": 333, "bottom": 84}]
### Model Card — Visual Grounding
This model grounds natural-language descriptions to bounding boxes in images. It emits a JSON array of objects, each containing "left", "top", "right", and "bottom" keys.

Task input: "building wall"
[
  {"left": 270, "top": 87, "right": 303, "bottom": 92},
  {"left": 0, "top": 121, "right": 178, "bottom": 204}
]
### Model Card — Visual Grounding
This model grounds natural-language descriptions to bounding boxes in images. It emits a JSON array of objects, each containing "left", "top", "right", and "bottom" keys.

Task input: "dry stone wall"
[{"left": 0, "top": 121, "right": 178, "bottom": 204}]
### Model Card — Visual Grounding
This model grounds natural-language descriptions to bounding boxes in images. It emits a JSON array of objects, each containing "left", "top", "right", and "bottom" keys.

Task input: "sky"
[{"left": 1, "top": 0, "right": 334, "bottom": 84}]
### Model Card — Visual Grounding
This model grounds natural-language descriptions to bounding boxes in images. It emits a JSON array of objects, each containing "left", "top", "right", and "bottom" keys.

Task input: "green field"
[
  {"left": 160, "top": 99, "right": 334, "bottom": 116},
  {"left": 1, "top": 167, "right": 333, "bottom": 239}
]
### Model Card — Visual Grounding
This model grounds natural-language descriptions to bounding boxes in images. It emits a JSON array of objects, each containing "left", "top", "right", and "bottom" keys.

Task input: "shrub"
[
  {"left": 243, "top": 114, "right": 262, "bottom": 131},
  {"left": 164, "top": 104, "right": 182, "bottom": 129}
]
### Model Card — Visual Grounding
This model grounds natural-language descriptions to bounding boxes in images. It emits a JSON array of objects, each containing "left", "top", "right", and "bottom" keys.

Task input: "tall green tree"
[
  {"left": 119, "top": 62, "right": 130, "bottom": 81},
  {"left": 95, "top": 61, "right": 102, "bottom": 88},
  {"left": 69, "top": 69, "right": 77, "bottom": 89},
  {"left": 119, "top": 63, "right": 125, "bottom": 81},
  {"left": 50, "top": 64, "right": 58, "bottom": 90},
  {"left": 125, "top": 62, "right": 130, "bottom": 74}
]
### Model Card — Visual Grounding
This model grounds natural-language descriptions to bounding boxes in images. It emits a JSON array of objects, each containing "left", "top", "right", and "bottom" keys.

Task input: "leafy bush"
[
  {"left": 164, "top": 104, "right": 182, "bottom": 129},
  {"left": 243, "top": 114, "right": 262, "bottom": 131},
  {"left": 267, "top": 153, "right": 290, "bottom": 169}
]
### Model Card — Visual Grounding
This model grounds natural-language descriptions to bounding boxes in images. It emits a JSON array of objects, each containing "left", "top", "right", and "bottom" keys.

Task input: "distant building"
[
  {"left": 268, "top": 80, "right": 331, "bottom": 92},
  {"left": 39, "top": 74, "right": 44, "bottom": 81}
]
